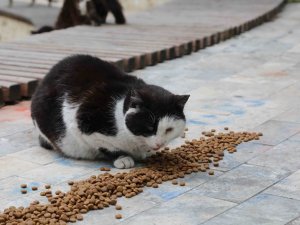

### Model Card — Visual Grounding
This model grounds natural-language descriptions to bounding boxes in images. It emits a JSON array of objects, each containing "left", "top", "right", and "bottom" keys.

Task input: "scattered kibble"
[
  {"left": 21, "top": 190, "right": 27, "bottom": 194},
  {"left": 115, "top": 214, "right": 122, "bottom": 219},
  {"left": 209, "top": 170, "right": 214, "bottom": 175},
  {"left": 152, "top": 183, "right": 159, "bottom": 188},
  {"left": 20, "top": 184, "right": 27, "bottom": 189},
  {"left": 45, "top": 184, "right": 51, "bottom": 189},
  {"left": 2, "top": 130, "right": 262, "bottom": 224},
  {"left": 31, "top": 186, "right": 38, "bottom": 191},
  {"left": 76, "top": 214, "right": 83, "bottom": 221},
  {"left": 100, "top": 167, "right": 111, "bottom": 171},
  {"left": 115, "top": 205, "right": 122, "bottom": 210},
  {"left": 213, "top": 162, "right": 219, "bottom": 167},
  {"left": 224, "top": 127, "right": 229, "bottom": 130}
]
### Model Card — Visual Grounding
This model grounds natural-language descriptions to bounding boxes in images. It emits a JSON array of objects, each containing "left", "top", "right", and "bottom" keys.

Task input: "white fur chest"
[{"left": 60, "top": 97, "right": 146, "bottom": 159}]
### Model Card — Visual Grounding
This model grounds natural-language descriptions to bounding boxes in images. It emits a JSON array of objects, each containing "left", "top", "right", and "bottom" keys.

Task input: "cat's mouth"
[{"left": 152, "top": 146, "right": 163, "bottom": 151}]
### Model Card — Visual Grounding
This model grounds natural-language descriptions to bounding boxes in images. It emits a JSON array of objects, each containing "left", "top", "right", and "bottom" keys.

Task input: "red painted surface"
[{"left": 0, "top": 101, "right": 31, "bottom": 122}]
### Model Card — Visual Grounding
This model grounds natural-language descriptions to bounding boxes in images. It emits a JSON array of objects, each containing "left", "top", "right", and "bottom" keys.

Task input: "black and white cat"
[{"left": 31, "top": 55, "right": 189, "bottom": 169}]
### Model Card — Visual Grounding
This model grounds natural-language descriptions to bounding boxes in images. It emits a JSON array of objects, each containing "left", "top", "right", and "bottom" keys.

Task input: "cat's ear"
[
  {"left": 176, "top": 95, "right": 190, "bottom": 109},
  {"left": 130, "top": 90, "right": 143, "bottom": 108}
]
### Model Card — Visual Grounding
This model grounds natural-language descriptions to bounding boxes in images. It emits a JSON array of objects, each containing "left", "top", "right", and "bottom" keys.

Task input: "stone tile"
[
  {"left": 0, "top": 196, "right": 37, "bottom": 212},
  {"left": 119, "top": 193, "right": 236, "bottom": 225},
  {"left": 216, "top": 143, "right": 271, "bottom": 171},
  {"left": 274, "top": 108, "right": 300, "bottom": 124},
  {"left": 192, "top": 164, "right": 289, "bottom": 203},
  {"left": 290, "top": 132, "right": 300, "bottom": 142},
  {"left": 8, "top": 146, "right": 62, "bottom": 165},
  {"left": 287, "top": 217, "right": 300, "bottom": 225},
  {"left": 0, "top": 156, "right": 40, "bottom": 180},
  {"left": 0, "top": 128, "right": 38, "bottom": 156},
  {"left": 0, "top": 176, "right": 46, "bottom": 200},
  {"left": 0, "top": 121, "right": 33, "bottom": 138},
  {"left": 248, "top": 140, "right": 300, "bottom": 172},
  {"left": 264, "top": 170, "right": 300, "bottom": 201},
  {"left": 268, "top": 83, "right": 300, "bottom": 109},
  {"left": 19, "top": 159, "right": 100, "bottom": 185},
  {"left": 142, "top": 169, "right": 223, "bottom": 202},
  {"left": 251, "top": 120, "right": 300, "bottom": 146},
  {"left": 289, "top": 44, "right": 300, "bottom": 53},
  {"left": 202, "top": 194, "right": 300, "bottom": 225},
  {"left": 0, "top": 101, "right": 33, "bottom": 137}
]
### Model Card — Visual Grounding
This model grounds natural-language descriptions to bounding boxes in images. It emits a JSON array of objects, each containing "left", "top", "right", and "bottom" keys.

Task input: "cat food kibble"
[
  {"left": 3, "top": 130, "right": 262, "bottom": 224},
  {"left": 224, "top": 127, "right": 229, "bottom": 130},
  {"left": 172, "top": 180, "right": 178, "bottom": 185},
  {"left": 115, "top": 214, "right": 122, "bottom": 219},
  {"left": 20, "top": 184, "right": 27, "bottom": 188},
  {"left": 31, "top": 186, "right": 38, "bottom": 191},
  {"left": 115, "top": 205, "right": 122, "bottom": 210},
  {"left": 100, "top": 167, "right": 111, "bottom": 171},
  {"left": 152, "top": 183, "right": 159, "bottom": 188},
  {"left": 76, "top": 214, "right": 83, "bottom": 221}
]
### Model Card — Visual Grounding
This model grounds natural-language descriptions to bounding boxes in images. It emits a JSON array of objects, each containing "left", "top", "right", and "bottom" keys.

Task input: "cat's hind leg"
[{"left": 107, "top": 0, "right": 126, "bottom": 24}]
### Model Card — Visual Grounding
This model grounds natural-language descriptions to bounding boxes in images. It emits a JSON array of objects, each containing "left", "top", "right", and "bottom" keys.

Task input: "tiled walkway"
[{"left": 0, "top": 3, "right": 300, "bottom": 225}]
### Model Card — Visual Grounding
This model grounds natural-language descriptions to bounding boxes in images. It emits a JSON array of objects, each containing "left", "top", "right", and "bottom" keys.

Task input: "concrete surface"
[{"left": 0, "top": 3, "right": 300, "bottom": 225}]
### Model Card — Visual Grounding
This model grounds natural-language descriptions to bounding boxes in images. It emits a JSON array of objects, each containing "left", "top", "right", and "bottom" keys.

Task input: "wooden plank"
[
  {"left": 0, "top": 0, "right": 286, "bottom": 105},
  {"left": 0, "top": 89, "right": 4, "bottom": 108},
  {"left": 0, "top": 80, "right": 21, "bottom": 102},
  {"left": 0, "top": 75, "right": 38, "bottom": 97}
]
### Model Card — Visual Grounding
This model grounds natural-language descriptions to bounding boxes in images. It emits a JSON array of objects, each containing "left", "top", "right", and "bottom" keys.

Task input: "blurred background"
[{"left": 0, "top": 0, "right": 170, "bottom": 42}]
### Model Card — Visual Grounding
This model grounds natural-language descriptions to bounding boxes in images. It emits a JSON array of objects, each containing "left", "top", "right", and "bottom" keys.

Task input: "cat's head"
[{"left": 124, "top": 85, "right": 189, "bottom": 151}]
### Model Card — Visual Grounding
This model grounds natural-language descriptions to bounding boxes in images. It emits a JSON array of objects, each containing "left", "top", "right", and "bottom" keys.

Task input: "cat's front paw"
[
  {"left": 114, "top": 156, "right": 135, "bottom": 169},
  {"left": 138, "top": 150, "right": 155, "bottom": 160}
]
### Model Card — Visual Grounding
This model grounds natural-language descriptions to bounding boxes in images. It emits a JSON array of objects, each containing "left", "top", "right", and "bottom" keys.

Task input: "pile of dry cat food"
[{"left": 0, "top": 129, "right": 262, "bottom": 225}]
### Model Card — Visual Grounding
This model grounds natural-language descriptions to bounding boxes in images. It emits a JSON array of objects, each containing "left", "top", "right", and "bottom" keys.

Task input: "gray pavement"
[
  {"left": 0, "top": 2, "right": 300, "bottom": 225},
  {"left": 0, "top": 0, "right": 59, "bottom": 27}
]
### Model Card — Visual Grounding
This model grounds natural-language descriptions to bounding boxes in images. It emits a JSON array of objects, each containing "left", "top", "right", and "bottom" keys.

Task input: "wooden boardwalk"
[{"left": 0, "top": 0, "right": 286, "bottom": 106}]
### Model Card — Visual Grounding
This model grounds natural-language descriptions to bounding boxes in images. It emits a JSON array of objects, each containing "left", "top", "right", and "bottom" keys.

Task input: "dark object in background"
[
  {"left": 55, "top": 0, "right": 126, "bottom": 29},
  {"left": 93, "top": 0, "right": 126, "bottom": 24},
  {"left": 9, "top": 0, "right": 54, "bottom": 7},
  {"left": 31, "top": 25, "right": 53, "bottom": 34},
  {"left": 54, "top": 0, "right": 86, "bottom": 29},
  {"left": 31, "top": 0, "right": 126, "bottom": 34}
]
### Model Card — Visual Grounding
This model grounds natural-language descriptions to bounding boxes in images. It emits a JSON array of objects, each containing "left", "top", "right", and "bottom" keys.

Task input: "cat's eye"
[{"left": 165, "top": 127, "right": 173, "bottom": 134}]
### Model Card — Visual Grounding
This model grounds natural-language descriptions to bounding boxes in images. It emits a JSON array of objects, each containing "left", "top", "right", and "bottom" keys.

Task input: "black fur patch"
[{"left": 31, "top": 55, "right": 189, "bottom": 150}]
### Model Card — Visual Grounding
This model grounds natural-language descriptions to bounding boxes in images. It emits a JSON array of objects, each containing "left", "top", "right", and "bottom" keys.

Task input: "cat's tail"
[{"left": 31, "top": 26, "right": 54, "bottom": 35}]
